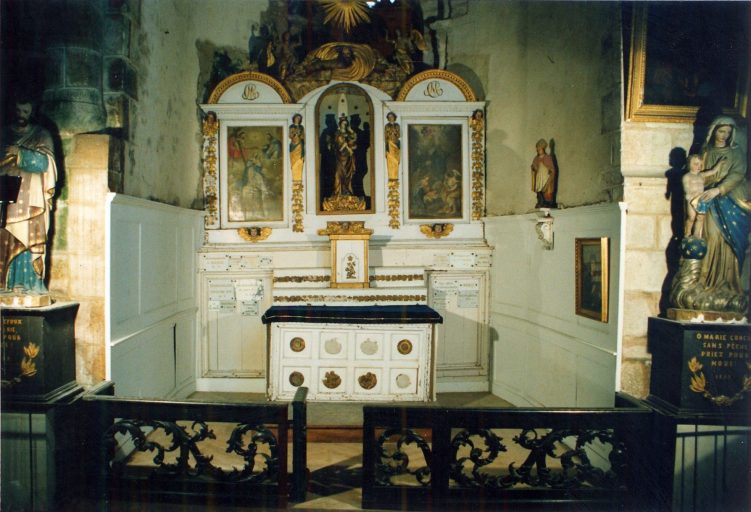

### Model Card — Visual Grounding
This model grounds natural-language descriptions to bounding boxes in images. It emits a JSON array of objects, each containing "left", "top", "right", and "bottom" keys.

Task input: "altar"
[
  {"left": 195, "top": 39, "right": 492, "bottom": 397},
  {"left": 263, "top": 305, "right": 441, "bottom": 401}
]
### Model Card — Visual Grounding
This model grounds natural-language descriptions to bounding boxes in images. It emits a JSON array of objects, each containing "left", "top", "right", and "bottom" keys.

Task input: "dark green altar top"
[{"left": 262, "top": 305, "right": 443, "bottom": 325}]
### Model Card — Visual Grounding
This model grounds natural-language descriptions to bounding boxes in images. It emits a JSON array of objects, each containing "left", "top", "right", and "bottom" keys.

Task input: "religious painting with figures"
[
  {"left": 407, "top": 124, "right": 463, "bottom": 220},
  {"left": 316, "top": 84, "right": 375, "bottom": 214},
  {"left": 225, "top": 125, "right": 284, "bottom": 224}
]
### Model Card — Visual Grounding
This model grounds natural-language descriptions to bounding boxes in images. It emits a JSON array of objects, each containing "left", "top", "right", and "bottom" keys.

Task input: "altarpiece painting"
[
  {"left": 223, "top": 125, "right": 285, "bottom": 224},
  {"left": 407, "top": 123, "right": 463, "bottom": 220}
]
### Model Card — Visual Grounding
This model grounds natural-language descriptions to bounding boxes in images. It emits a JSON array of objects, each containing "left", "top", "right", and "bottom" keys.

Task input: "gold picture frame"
[
  {"left": 318, "top": 222, "right": 373, "bottom": 289},
  {"left": 626, "top": 3, "right": 749, "bottom": 123},
  {"left": 575, "top": 238, "right": 609, "bottom": 322}
]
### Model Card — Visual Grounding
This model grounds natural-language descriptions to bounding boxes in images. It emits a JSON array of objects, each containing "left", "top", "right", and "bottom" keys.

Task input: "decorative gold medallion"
[
  {"left": 290, "top": 337, "right": 306, "bottom": 352},
  {"left": 358, "top": 372, "right": 377, "bottom": 390},
  {"left": 322, "top": 370, "right": 342, "bottom": 389},
  {"left": 289, "top": 371, "right": 305, "bottom": 387},
  {"left": 397, "top": 339, "right": 413, "bottom": 355}
]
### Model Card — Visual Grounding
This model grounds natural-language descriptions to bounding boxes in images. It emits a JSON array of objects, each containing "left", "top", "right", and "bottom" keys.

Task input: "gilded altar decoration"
[
  {"left": 396, "top": 70, "right": 478, "bottom": 102},
  {"left": 317, "top": 221, "right": 373, "bottom": 237},
  {"left": 687, "top": 357, "right": 751, "bottom": 407},
  {"left": 238, "top": 227, "right": 272, "bottom": 242},
  {"left": 424, "top": 81, "right": 444, "bottom": 98},
  {"left": 319, "top": 221, "right": 372, "bottom": 289},
  {"left": 470, "top": 109, "right": 485, "bottom": 220},
  {"left": 292, "top": 181, "right": 304, "bottom": 232},
  {"left": 289, "top": 113, "right": 305, "bottom": 232},
  {"left": 322, "top": 370, "right": 342, "bottom": 389},
  {"left": 242, "top": 84, "right": 260, "bottom": 101},
  {"left": 289, "top": 371, "right": 305, "bottom": 387},
  {"left": 290, "top": 336, "right": 305, "bottom": 352},
  {"left": 273, "top": 275, "right": 330, "bottom": 284},
  {"left": 420, "top": 223, "right": 453, "bottom": 239},
  {"left": 397, "top": 339, "right": 413, "bottom": 355},
  {"left": 370, "top": 274, "right": 424, "bottom": 283},
  {"left": 388, "top": 179, "right": 400, "bottom": 229},
  {"left": 358, "top": 372, "right": 378, "bottom": 390},
  {"left": 345, "top": 254, "right": 358, "bottom": 279},
  {"left": 319, "top": 0, "right": 370, "bottom": 34},
  {"left": 207, "top": 71, "right": 292, "bottom": 104},
  {"left": 385, "top": 112, "right": 401, "bottom": 228},
  {"left": 202, "top": 111, "right": 219, "bottom": 228}
]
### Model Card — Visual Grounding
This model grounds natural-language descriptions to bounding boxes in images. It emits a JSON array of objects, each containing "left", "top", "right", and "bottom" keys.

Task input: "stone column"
[
  {"left": 41, "top": 0, "right": 106, "bottom": 137},
  {"left": 53, "top": 134, "right": 111, "bottom": 385}
]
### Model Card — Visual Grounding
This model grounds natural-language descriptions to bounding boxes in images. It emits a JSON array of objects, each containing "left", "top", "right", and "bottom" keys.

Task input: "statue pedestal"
[
  {"left": 1, "top": 302, "right": 79, "bottom": 401},
  {"left": 647, "top": 317, "right": 751, "bottom": 415}
]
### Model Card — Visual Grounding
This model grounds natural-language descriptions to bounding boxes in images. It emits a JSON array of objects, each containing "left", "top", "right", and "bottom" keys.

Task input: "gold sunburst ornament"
[{"left": 320, "top": 0, "right": 370, "bottom": 34}]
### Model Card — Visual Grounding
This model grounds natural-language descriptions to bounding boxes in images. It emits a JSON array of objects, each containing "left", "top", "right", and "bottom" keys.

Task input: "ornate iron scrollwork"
[
  {"left": 103, "top": 419, "right": 279, "bottom": 484},
  {"left": 375, "top": 428, "right": 432, "bottom": 487},
  {"left": 448, "top": 427, "right": 627, "bottom": 490}
]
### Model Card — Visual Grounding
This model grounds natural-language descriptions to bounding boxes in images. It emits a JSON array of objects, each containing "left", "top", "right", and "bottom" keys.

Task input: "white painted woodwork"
[
  {"left": 199, "top": 273, "right": 272, "bottom": 379},
  {"left": 268, "top": 322, "right": 434, "bottom": 401},
  {"left": 486, "top": 204, "right": 623, "bottom": 407},
  {"left": 106, "top": 194, "right": 203, "bottom": 398}
]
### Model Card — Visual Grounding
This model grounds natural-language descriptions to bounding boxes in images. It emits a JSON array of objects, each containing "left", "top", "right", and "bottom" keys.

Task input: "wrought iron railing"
[
  {"left": 82, "top": 382, "right": 308, "bottom": 509},
  {"left": 362, "top": 393, "right": 659, "bottom": 511}
]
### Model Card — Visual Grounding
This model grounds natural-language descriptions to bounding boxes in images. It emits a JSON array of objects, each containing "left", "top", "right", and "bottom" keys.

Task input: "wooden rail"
[
  {"left": 82, "top": 382, "right": 308, "bottom": 509},
  {"left": 362, "top": 393, "right": 660, "bottom": 511}
]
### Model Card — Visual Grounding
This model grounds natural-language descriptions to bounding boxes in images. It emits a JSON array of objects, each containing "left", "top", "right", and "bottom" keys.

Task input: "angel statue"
[{"left": 386, "top": 28, "right": 427, "bottom": 75}]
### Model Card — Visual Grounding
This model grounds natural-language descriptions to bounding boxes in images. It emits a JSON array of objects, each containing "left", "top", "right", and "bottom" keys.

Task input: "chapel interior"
[{"left": 1, "top": 1, "right": 749, "bottom": 511}]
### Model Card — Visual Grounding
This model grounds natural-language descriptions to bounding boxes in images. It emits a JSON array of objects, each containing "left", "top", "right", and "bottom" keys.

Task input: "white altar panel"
[
  {"left": 200, "top": 273, "right": 272, "bottom": 379},
  {"left": 269, "top": 322, "right": 434, "bottom": 401},
  {"left": 429, "top": 272, "right": 489, "bottom": 389}
]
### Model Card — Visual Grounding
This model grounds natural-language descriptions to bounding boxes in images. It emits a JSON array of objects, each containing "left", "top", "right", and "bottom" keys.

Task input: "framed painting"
[
  {"left": 627, "top": 3, "right": 749, "bottom": 122},
  {"left": 315, "top": 84, "right": 375, "bottom": 215},
  {"left": 575, "top": 237, "right": 609, "bottom": 322},
  {"left": 220, "top": 124, "right": 285, "bottom": 226},
  {"left": 406, "top": 123, "right": 465, "bottom": 221}
]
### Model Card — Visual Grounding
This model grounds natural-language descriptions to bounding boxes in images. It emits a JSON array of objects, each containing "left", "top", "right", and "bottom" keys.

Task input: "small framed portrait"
[
  {"left": 315, "top": 84, "right": 375, "bottom": 215},
  {"left": 220, "top": 124, "right": 286, "bottom": 227},
  {"left": 405, "top": 123, "right": 466, "bottom": 221},
  {"left": 627, "top": 3, "right": 749, "bottom": 122},
  {"left": 575, "top": 237, "right": 609, "bottom": 322}
]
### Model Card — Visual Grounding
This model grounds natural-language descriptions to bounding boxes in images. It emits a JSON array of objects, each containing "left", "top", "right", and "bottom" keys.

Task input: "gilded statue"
[
  {"left": 289, "top": 113, "right": 305, "bottom": 182},
  {"left": 384, "top": 112, "right": 401, "bottom": 180},
  {"left": 670, "top": 116, "right": 750, "bottom": 317},
  {"left": 0, "top": 96, "right": 57, "bottom": 303}
]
